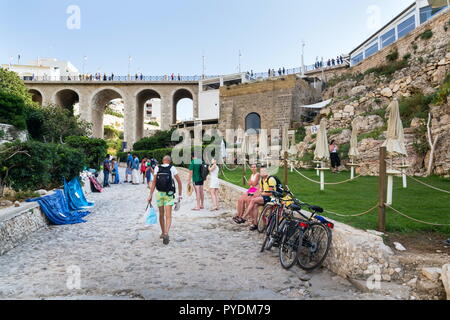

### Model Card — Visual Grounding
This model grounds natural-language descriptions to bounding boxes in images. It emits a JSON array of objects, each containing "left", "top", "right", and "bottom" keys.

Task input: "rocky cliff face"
[{"left": 297, "top": 23, "right": 450, "bottom": 177}]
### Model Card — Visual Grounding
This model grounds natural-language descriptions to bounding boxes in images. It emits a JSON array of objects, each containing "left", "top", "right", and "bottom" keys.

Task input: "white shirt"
[{"left": 153, "top": 164, "right": 178, "bottom": 179}]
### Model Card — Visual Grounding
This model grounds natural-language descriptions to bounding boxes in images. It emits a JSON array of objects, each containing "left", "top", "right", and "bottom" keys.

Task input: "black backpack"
[
  {"left": 156, "top": 165, "right": 176, "bottom": 194},
  {"left": 200, "top": 163, "right": 209, "bottom": 181},
  {"left": 267, "top": 176, "right": 284, "bottom": 194}
]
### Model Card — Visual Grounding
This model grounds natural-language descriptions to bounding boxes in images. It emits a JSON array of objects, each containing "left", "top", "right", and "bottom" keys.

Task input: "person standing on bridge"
[{"left": 148, "top": 155, "right": 183, "bottom": 245}]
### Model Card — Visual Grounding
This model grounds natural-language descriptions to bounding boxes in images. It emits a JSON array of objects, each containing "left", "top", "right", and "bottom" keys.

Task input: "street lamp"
[
  {"left": 301, "top": 40, "right": 305, "bottom": 76},
  {"left": 238, "top": 50, "right": 242, "bottom": 73},
  {"left": 128, "top": 56, "right": 132, "bottom": 79}
]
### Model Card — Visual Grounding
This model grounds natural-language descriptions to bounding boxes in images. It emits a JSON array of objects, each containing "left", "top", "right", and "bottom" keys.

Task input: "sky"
[{"left": 0, "top": 0, "right": 414, "bottom": 76}]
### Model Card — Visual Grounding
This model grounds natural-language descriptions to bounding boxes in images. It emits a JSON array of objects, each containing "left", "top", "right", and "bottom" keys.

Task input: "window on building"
[
  {"left": 351, "top": 52, "right": 364, "bottom": 65},
  {"left": 245, "top": 113, "right": 261, "bottom": 133},
  {"left": 365, "top": 42, "right": 379, "bottom": 58},
  {"left": 420, "top": 5, "right": 448, "bottom": 24},
  {"left": 381, "top": 28, "right": 396, "bottom": 48},
  {"left": 397, "top": 15, "right": 416, "bottom": 38}
]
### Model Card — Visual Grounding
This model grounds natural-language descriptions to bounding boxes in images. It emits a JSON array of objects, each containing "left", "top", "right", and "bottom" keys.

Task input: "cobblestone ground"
[{"left": 0, "top": 170, "right": 391, "bottom": 300}]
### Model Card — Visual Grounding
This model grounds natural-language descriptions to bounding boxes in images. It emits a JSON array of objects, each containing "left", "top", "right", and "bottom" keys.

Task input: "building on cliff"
[{"left": 350, "top": 0, "right": 449, "bottom": 66}]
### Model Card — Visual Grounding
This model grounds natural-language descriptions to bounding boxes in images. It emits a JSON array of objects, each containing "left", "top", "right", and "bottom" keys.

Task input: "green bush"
[
  {"left": 1, "top": 141, "right": 85, "bottom": 191},
  {"left": 295, "top": 127, "right": 306, "bottom": 143},
  {"left": 399, "top": 93, "right": 434, "bottom": 127},
  {"left": 0, "top": 88, "right": 27, "bottom": 130},
  {"left": 25, "top": 105, "right": 92, "bottom": 142},
  {"left": 104, "top": 125, "right": 120, "bottom": 140},
  {"left": 339, "top": 143, "right": 350, "bottom": 159},
  {"left": 364, "top": 59, "right": 408, "bottom": 78},
  {"left": 420, "top": 29, "right": 433, "bottom": 40},
  {"left": 65, "top": 136, "right": 108, "bottom": 169},
  {"left": 432, "top": 73, "right": 450, "bottom": 105},
  {"left": 358, "top": 126, "right": 386, "bottom": 141},
  {"left": 133, "top": 129, "right": 177, "bottom": 151},
  {"left": 104, "top": 106, "right": 124, "bottom": 118},
  {"left": 386, "top": 50, "right": 399, "bottom": 62},
  {"left": 328, "top": 128, "right": 345, "bottom": 135}
]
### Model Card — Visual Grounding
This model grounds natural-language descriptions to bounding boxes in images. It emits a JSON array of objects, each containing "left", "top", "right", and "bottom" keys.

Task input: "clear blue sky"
[{"left": 0, "top": 0, "right": 414, "bottom": 76}]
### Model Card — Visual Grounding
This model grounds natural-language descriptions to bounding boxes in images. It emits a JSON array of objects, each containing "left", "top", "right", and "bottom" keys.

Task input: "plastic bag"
[{"left": 146, "top": 206, "right": 158, "bottom": 225}]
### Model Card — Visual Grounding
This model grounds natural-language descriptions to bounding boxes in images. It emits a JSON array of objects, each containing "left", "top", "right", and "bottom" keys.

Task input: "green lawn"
[{"left": 219, "top": 166, "right": 450, "bottom": 235}]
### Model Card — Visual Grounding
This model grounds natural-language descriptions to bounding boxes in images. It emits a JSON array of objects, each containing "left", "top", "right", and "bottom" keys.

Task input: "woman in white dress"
[{"left": 209, "top": 159, "right": 220, "bottom": 211}]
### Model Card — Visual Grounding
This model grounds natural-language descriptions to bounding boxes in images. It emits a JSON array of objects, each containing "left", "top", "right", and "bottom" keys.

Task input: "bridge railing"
[{"left": 21, "top": 75, "right": 221, "bottom": 82}]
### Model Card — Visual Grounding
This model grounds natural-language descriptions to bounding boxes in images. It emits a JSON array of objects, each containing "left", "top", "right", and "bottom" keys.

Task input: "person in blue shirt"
[
  {"left": 103, "top": 155, "right": 111, "bottom": 188},
  {"left": 125, "top": 152, "right": 133, "bottom": 183}
]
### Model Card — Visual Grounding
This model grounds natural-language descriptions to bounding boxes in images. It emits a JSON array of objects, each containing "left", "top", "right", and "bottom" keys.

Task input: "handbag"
[
  {"left": 146, "top": 205, "right": 158, "bottom": 225},
  {"left": 247, "top": 187, "right": 258, "bottom": 196}
]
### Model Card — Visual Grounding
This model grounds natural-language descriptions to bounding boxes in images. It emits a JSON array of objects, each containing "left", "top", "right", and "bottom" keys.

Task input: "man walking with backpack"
[{"left": 148, "top": 155, "right": 183, "bottom": 245}]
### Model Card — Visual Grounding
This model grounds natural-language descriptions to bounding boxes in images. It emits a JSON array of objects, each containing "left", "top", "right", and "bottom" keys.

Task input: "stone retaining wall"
[
  {"left": 0, "top": 202, "right": 49, "bottom": 256},
  {"left": 177, "top": 167, "right": 403, "bottom": 281}
]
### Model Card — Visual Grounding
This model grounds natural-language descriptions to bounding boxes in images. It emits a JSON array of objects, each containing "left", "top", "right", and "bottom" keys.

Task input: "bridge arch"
[
  {"left": 28, "top": 89, "right": 43, "bottom": 106},
  {"left": 135, "top": 89, "right": 162, "bottom": 141},
  {"left": 91, "top": 87, "right": 125, "bottom": 139},
  {"left": 172, "top": 88, "right": 194, "bottom": 125},
  {"left": 53, "top": 89, "right": 80, "bottom": 114}
]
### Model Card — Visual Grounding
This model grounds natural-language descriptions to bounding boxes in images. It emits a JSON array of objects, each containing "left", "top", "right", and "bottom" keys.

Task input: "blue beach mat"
[
  {"left": 64, "top": 177, "right": 95, "bottom": 211},
  {"left": 27, "top": 189, "right": 91, "bottom": 225}
]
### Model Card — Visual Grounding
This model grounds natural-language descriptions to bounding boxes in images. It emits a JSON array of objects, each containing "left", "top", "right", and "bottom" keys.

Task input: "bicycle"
[
  {"left": 260, "top": 191, "right": 288, "bottom": 253},
  {"left": 289, "top": 199, "right": 333, "bottom": 271}
]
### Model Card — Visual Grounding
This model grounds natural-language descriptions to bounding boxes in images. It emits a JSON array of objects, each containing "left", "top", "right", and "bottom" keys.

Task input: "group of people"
[
  {"left": 102, "top": 155, "right": 120, "bottom": 187},
  {"left": 232, "top": 165, "right": 282, "bottom": 231},
  {"left": 314, "top": 56, "right": 345, "bottom": 69}
]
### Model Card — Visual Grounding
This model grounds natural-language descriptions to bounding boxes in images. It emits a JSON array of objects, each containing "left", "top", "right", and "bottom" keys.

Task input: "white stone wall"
[{"left": 0, "top": 202, "right": 49, "bottom": 256}]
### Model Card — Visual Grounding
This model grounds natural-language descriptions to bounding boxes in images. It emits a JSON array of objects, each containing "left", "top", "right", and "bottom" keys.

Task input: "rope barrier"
[
  {"left": 293, "top": 168, "right": 362, "bottom": 185},
  {"left": 385, "top": 204, "right": 450, "bottom": 226},
  {"left": 324, "top": 204, "right": 378, "bottom": 217},
  {"left": 220, "top": 168, "right": 243, "bottom": 185},
  {"left": 407, "top": 176, "right": 450, "bottom": 194},
  {"left": 222, "top": 163, "right": 240, "bottom": 171}
]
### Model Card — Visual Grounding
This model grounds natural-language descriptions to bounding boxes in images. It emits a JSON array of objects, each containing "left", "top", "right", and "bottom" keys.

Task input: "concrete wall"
[
  {"left": 177, "top": 167, "right": 403, "bottom": 281},
  {"left": 218, "top": 75, "right": 321, "bottom": 133},
  {"left": 0, "top": 202, "right": 49, "bottom": 256}
]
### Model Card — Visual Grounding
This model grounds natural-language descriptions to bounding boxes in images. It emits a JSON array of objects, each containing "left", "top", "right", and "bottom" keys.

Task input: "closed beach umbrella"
[
  {"left": 259, "top": 131, "right": 269, "bottom": 159},
  {"left": 348, "top": 119, "right": 360, "bottom": 159},
  {"left": 382, "top": 99, "right": 407, "bottom": 157},
  {"left": 314, "top": 119, "right": 330, "bottom": 161}
]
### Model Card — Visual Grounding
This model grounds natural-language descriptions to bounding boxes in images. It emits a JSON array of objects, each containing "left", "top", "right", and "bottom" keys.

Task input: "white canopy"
[{"left": 300, "top": 99, "right": 333, "bottom": 109}]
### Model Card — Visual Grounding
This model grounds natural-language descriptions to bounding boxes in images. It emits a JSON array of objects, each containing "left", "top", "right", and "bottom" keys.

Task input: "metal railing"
[
  {"left": 20, "top": 57, "right": 350, "bottom": 83},
  {"left": 21, "top": 74, "right": 221, "bottom": 82}
]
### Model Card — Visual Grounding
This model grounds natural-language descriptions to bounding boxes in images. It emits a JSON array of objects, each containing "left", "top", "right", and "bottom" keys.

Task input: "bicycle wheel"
[
  {"left": 260, "top": 214, "right": 276, "bottom": 253},
  {"left": 257, "top": 205, "right": 272, "bottom": 233},
  {"left": 279, "top": 225, "right": 302, "bottom": 270},
  {"left": 297, "top": 223, "right": 331, "bottom": 271}
]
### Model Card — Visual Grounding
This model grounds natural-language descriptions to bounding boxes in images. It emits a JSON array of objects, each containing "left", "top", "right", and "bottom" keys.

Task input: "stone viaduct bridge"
[{"left": 24, "top": 80, "right": 199, "bottom": 147}]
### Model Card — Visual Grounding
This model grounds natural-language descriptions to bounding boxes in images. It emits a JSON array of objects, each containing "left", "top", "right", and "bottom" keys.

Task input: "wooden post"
[
  {"left": 284, "top": 151, "right": 288, "bottom": 188},
  {"left": 378, "top": 147, "right": 387, "bottom": 232}
]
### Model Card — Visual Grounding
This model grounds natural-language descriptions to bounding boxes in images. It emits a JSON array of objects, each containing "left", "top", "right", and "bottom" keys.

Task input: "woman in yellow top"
[{"left": 243, "top": 168, "right": 277, "bottom": 231}]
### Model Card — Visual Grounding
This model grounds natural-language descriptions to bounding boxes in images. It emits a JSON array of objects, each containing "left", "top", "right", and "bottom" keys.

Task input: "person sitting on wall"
[
  {"left": 233, "top": 164, "right": 260, "bottom": 224},
  {"left": 242, "top": 168, "right": 278, "bottom": 231}
]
